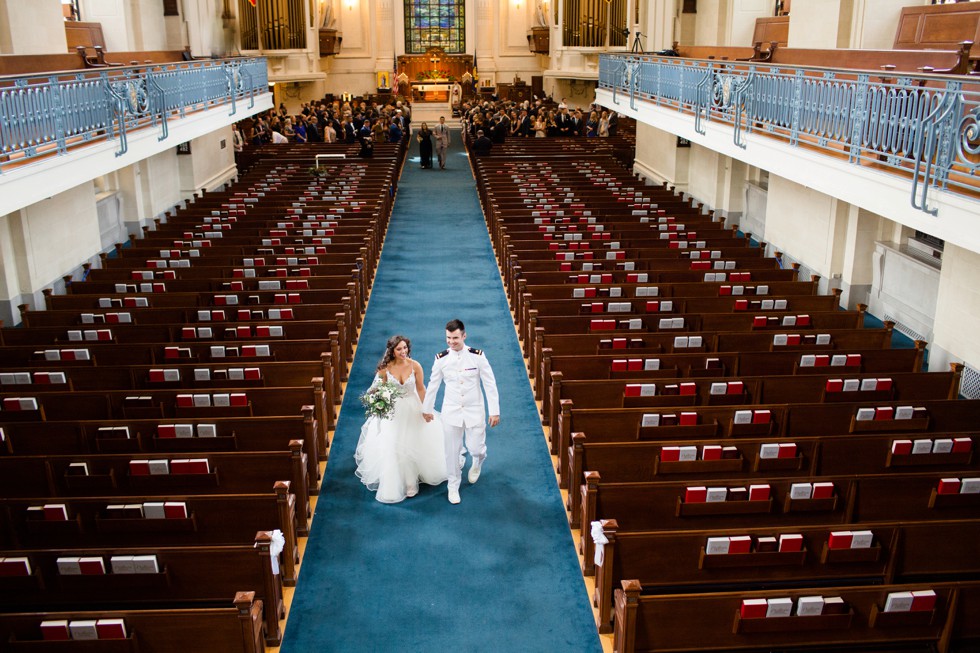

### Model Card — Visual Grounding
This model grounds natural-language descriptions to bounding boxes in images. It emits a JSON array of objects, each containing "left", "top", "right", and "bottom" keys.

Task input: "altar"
[{"left": 411, "top": 82, "right": 452, "bottom": 102}]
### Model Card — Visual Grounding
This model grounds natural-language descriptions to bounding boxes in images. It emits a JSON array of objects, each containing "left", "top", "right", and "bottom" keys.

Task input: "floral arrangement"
[
  {"left": 360, "top": 379, "right": 403, "bottom": 420},
  {"left": 416, "top": 70, "right": 455, "bottom": 82}
]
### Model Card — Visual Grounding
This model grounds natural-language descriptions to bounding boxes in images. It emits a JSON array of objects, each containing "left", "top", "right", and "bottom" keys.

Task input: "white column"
[{"left": 0, "top": 0, "right": 66, "bottom": 55}]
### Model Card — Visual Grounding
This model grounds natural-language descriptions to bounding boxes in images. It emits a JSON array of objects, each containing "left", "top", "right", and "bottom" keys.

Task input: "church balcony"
[
  {"left": 0, "top": 56, "right": 272, "bottom": 216},
  {"left": 597, "top": 54, "right": 980, "bottom": 256}
]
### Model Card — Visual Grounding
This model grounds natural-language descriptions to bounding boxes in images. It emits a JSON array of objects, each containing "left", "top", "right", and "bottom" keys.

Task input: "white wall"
[
  {"left": 693, "top": 0, "right": 725, "bottom": 46},
  {"left": 633, "top": 123, "right": 688, "bottom": 191},
  {"left": 0, "top": 0, "right": 67, "bottom": 54},
  {"left": 0, "top": 182, "right": 101, "bottom": 323},
  {"left": 80, "top": 0, "right": 133, "bottom": 51},
  {"left": 764, "top": 175, "right": 842, "bottom": 278},
  {"left": 687, "top": 144, "right": 722, "bottom": 208},
  {"left": 788, "top": 0, "right": 851, "bottom": 48},
  {"left": 729, "top": 0, "right": 772, "bottom": 48},
  {"left": 932, "top": 244, "right": 980, "bottom": 373},
  {"left": 849, "top": 0, "right": 927, "bottom": 49},
  {"left": 178, "top": 126, "right": 237, "bottom": 195}
]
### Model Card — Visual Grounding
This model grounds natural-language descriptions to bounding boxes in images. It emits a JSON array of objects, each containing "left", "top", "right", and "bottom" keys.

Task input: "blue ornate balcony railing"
[
  {"left": 0, "top": 57, "right": 267, "bottom": 174},
  {"left": 599, "top": 54, "right": 980, "bottom": 215}
]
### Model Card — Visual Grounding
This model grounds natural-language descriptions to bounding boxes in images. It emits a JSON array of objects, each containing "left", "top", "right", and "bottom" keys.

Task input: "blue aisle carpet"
[{"left": 280, "top": 135, "right": 601, "bottom": 652}]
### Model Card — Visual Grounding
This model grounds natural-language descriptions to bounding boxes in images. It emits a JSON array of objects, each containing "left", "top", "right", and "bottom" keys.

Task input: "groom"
[{"left": 422, "top": 319, "right": 500, "bottom": 504}]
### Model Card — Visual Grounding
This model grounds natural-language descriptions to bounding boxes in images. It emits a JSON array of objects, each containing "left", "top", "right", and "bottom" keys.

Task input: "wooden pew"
[
  {"left": 0, "top": 532, "right": 285, "bottom": 644},
  {"left": 579, "top": 470, "right": 980, "bottom": 577},
  {"left": 542, "top": 345, "right": 924, "bottom": 427},
  {"left": 558, "top": 398, "right": 978, "bottom": 495},
  {"left": 612, "top": 580, "right": 980, "bottom": 653},
  {"left": 0, "top": 484, "right": 300, "bottom": 585},
  {"left": 567, "top": 415, "right": 975, "bottom": 527},
  {"left": 0, "top": 591, "right": 265, "bottom": 653},
  {"left": 594, "top": 519, "right": 980, "bottom": 633}
]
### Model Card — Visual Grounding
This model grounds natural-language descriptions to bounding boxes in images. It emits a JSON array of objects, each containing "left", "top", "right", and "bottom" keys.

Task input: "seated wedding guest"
[
  {"left": 389, "top": 119, "right": 403, "bottom": 143},
  {"left": 472, "top": 130, "right": 492, "bottom": 156}
]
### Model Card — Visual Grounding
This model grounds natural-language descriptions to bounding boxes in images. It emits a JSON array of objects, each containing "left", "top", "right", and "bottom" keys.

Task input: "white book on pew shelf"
[
  {"left": 850, "top": 530, "right": 874, "bottom": 549},
  {"left": 132, "top": 555, "right": 160, "bottom": 574},
  {"left": 197, "top": 424, "right": 217, "bottom": 437},
  {"left": 961, "top": 478, "right": 980, "bottom": 494},
  {"left": 69, "top": 620, "right": 99, "bottom": 640},
  {"left": 704, "top": 537, "right": 730, "bottom": 555},
  {"left": 641, "top": 414, "right": 660, "bottom": 427},
  {"left": 855, "top": 408, "right": 875, "bottom": 421},
  {"left": 148, "top": 459, "right": 169, "bottom": 475},
  {"left": 766, "top": 598, "right": 793, "bottom": 618},
  {"left": 110, "top": 556, "right": 136, "bottom": 574},
  {"left": 759, "top": 443, "right": 780, "bottom": 459},
  {"left": 789, "top": 483, "right": 813, "bottom": 500},
  {"left": 56, "top": 557, "right": 82, "bottom": 575},
  {"left": 733, "top": 410, "right": 753, "bottom": 425},
  {"left": 932, "top": 438, "right": 953, "bottom": 454},
  {"left": 705, "top": 487, "right": 727, "bottom": 503},
  {"left": 143, "top": 502, "right": 166, "bottom": 519},
  {"left": 796, "top": 596, "right": 825, "bottom": 616},
  {"left": 895, "top": 405, "right": 914, "bottom": 420},
  {"left": 912, "top": 439, "right": 933, "bottom": 454},
  {"left": 678, "top": 446, "right": 697, "bottom": 462},
  {"left": 194, "top": 368, "right": 211, "bottom": 381},
  {"left": 883, "top": 592, "right": 914, "bottom": 612},
  {"left": 842, "top": 379, "right": 860, "bottom": 392}
]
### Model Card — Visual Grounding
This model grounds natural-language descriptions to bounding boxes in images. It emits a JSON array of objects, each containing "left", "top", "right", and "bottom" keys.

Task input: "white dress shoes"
[
  {"left": 468, "top": 459, "right": 483, "bottom": 484},
  {"left": 448, "top": 488, "right": 461, "bottom": 504}
]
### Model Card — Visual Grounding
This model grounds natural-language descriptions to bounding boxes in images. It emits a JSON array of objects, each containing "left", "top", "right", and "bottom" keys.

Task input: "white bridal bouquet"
[{"left": 359, "top": 379, "right": 403, "bottom": 420}]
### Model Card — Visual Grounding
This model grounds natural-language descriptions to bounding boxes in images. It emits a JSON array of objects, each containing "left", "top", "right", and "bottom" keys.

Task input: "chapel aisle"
[{"left": 280, "top": 135, "right": 602, "bottom": 652}]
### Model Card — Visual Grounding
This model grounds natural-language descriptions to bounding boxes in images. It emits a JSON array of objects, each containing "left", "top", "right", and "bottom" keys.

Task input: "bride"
[{"left": 354, "top": 335, "right": 448, "bottom": 503}]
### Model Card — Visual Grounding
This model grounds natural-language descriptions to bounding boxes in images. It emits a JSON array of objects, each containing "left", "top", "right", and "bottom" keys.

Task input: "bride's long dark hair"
[{"left": 376, "top": 335, "right": 411, "bottom": 373}]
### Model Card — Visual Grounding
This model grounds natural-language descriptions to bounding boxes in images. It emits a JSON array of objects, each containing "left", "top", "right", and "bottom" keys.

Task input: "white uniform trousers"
[{"left": 443, "top": 422, "right": 486, "bottom": 491}]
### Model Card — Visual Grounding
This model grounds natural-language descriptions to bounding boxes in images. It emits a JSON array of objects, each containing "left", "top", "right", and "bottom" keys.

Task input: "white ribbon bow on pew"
[
  {"left": 258, "top": 529, "right": 286, "bottom": 575},
  {"left": 591, "top": 521, "right": 609, "bottom": 567}
]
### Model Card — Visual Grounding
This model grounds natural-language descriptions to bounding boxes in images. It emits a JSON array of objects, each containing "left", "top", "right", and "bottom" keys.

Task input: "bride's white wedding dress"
[{"left": 354, "top": 370, "right": 448, "bottom": 503}]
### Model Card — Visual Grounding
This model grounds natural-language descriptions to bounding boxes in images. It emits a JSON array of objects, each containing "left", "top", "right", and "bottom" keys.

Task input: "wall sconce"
[
  {"left": 514, "top": 0, "right": 522, "bottom": 8},
  {"left": 344, "top": 0, "right": 356, "bottom": 10}
]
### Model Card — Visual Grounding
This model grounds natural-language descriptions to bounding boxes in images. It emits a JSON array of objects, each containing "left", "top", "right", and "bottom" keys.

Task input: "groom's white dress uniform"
[{"left": 422, "top": 346, "right": 499, "bottom": 492}]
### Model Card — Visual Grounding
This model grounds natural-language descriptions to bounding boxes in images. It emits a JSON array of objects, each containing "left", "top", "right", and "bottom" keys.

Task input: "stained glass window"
[{"left": 404, "top": 0, "right": 465, "bottom": 54}]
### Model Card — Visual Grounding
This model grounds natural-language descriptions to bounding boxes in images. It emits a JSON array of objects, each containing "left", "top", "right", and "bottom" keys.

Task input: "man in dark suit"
[
  {"left": 517, "top": 110, "right": 532, "bottom": 137},
  {"left": 556, "top": 107, "right": 572, "bottom": 137},
  {"left": 472, "top": 130, "right": 493, "bottom": 156}
]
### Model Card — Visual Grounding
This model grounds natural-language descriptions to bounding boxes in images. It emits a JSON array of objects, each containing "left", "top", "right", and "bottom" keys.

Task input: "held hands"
[
  {"left": 422, "top": 413, "right": 434, "bottom": 423},
  {"left": 488, "top": 415, "right": 500, "bottom": 427}
]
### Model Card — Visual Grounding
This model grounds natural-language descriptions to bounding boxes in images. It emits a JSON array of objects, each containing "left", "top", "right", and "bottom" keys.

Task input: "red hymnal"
[
  {"left": 129, "top": 460, "right": 151, "bottom": 476},
  {"left": 752, "top": 410, "right": 771, "bottom": 424},
  {"left": 748, "top": 484, "right": 770, "bottom": 501},
  {"left": 827, "top": 531, "right": 853, "bottom": 549},
  {"left": 40, "top": 621, "right": 70, "bottom": 641},
  {"left": 230, "top": 393, "right": 248, "bottom": 406},
  {"left": 660, "top": 447, "right": 680, "bottom": 462},
  {"left": 811, "top": 482, "right": 835, "bottom": 499},
  {"left": 891, "top": 440, "right": 913, "bottom": 455},
  {"left": 679, "top": 383, "right": 696, "bottom": 396},
  {"left": 43, "top": 504, "right": 68, "bottom": 521},
  {"left": 952, "top": 438, "right": 973, "bottom": 453},
  {"left": 96, "top": 619, "right": 128, "bottom": 639},
  {"left": 910, "top": 590, "right": 937, "bottom": 612},
  {"left": 740, "top": 599, "right": 768, "bottom": 619},
  {"left": 701, "top": 445, "right": 722, "bottom": 461},
  {"left": 78, "top": 557, "right": 106, "bottom": 575},
  {"left": 728, "top": 536, "right": 752, "bottom": 554},
  {"left": 937, "top": 478, "right": 961, "bottom": 495},
  {"left": 825, "top": 379, "right": 843, "bottom": 393},
  {"left": 679, "top": 412, "right": 698, "bottom": 426},
  {"left": 777, "top": 443, "right": 797, "bottom": 458},
  {"left": 874, "top": 407, "right": 894, "bottom": 421},
  {"left": 164, "top": 502, "right": 188, "bottom": 519},
  {"left": 684, "top": 487, "right": 707, "bottom": 503},
  {"left": 0, "top": 557, "right": 31, "bottom": 576},
  {"left": 176, "top": 394, "right": 194, "bottom": 408},
  {"left": 778, "top": 534, "right": 803, "bottom": 552}
]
